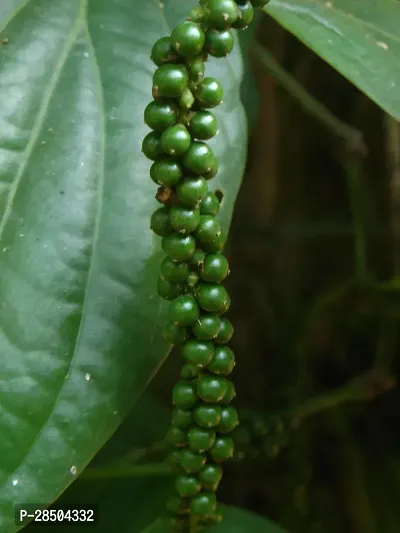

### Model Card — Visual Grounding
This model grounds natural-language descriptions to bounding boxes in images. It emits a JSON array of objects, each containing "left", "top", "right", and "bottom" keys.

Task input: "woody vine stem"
[{"left": 142, "top": 1, "right": 270, "bottom": 531}]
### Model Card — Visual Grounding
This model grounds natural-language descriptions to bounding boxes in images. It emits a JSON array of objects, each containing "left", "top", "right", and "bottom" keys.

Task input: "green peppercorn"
[
  {"left": 210, "top": 436, "right": 235, "bottom": 462},
  {"left": 200, "top": 507, "right": 223, "bottom": 525},
  {"left": 190, "top": 249, "right": 206, "bottom": 267},
  {"left": 195, "top": 77, "right": 223, "bottom": 108},
  {"left": 150, "top": 206, "right": 171, "bottom": 236},
  {"left": 176, "top": 176, "right": 208, "bottom": 207},
  {"left": 187, "top": 54, "right": 206, "bottom": 83},
  {"left": 201, "top": 230, "right": 227, "bottom": 253},
  {"left": 172, "top": 380, "right": 198, "bottom": 408},
  {"left": 196, "top": 283, "right": 231, "bottom": 313},
  {"left": 179, "top": 448, "right": 207, "bottom": 473},
  {"left": 161, "top": 257, "right": 189, "bottom": 282},
  {"left": 166, "top": 426, "right": 187, "bottom": 446},
  {"left": 169, "top": 294, "right": 200, "bottom": 326},
  {"left": 198, "top": 464, "right": 223, "bottom": 491},
  {"left": 180, "top": 363, "right": 200, "bottom": 379},
  {"left": 157, "top": 277, "right": 184, "bottom": 300},
  {"left": 169, "top": 206, "right": 201, "bottom": 234},
  {"left": 194, "top": 404, "right": 222, "bottom": 427},
  {"left": 166, "top": 449, "right": 183, "bottom": 468},
  {"left": 144, "top": 100, "right": 177, "bottom": 132},
  {"left": 171, "top": 408, "right": 193, "bottom": 429},
  {"left": 171, "top": 22, "right": 206, "bottom": 57},
  {"left": 181, "top": 339, "right": 214, "bottom": 367},
  {"left": 197, "top": 374, "right": 229, "bottom": 402},
  {"left": 208, "top": 346, "right": 235, "bottom": 375},
  {"left": 176, "top": 474, "right": 201, "bottom": 497},
  {"left": 203, "top": 155, "right": 219, "bottom": 180},
  {"left": 162, "top": 233, "right": 196, "bottom": 261},
  {"left": 195, "top": 216, "right": 221, "bottom": 245},
  {"left": 219, "top": 406, "right": 239, "bottom": 433},
  {"left": 215, "top": 317, "right": 234, "bottom": 344},
  {"left": 189, "top": 111, "right": 218, "bottom": 140},
  {"left": 150, "top": 158, "right": 183, "bottom": 187},
  {"left": 206, "top": 29, "right": 235, "bottom": 57},
  {"left": 153, "top": 64, "right": 189, "bottom": 98},
  {"left": 206, "top": 0, "right": 239, "bottom": 29},
  {"left": 200, "top": 192, "right": 220, "bottom": 216},
  {"left": 166, "top": 496, "right": 190, "bottom": 516},
  {"left": 163, "top": 321, "right": 190, "bottom": 344},
  {"left": 142, "top": 131, "right": 164, "bottom": 161},
  {"left": 192, "top": 314, "right": 221, "bottom": 340},
  {"left": 188, "top": 427, "right": 216, "bottom": 452},
  {"left": 179, "top": 87, "right": 195, "bottom": 110},
  {"left": 232, "top": 1, "right": 254, "bottom": 29},
  {"left": 161, "top": 124, "right": 192, "bottom": 156},
  {"left": 201, "top": 254, "right": 229, "bottom": 283},
  {"left": 151, "top": 36, "right": 180, "bottom": 66},
  {"left": 221, "top": 379, "right": 236, "bottom": 404},
  {"left": 182, "top": 142, "right": 216, "bottom": 175},
  {"left": 190, "top": 492, "right": 217, "bottom": 515}
]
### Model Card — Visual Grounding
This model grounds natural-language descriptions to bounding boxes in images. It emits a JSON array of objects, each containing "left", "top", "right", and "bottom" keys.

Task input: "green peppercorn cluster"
[{"left": 143, "top": 0, "right": 270, "bottom": 530}]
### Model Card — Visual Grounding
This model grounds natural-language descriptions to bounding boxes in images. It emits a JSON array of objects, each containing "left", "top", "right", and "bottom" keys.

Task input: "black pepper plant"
[{"left": 142, "top": 0, "right": 270, "bottom": 530}]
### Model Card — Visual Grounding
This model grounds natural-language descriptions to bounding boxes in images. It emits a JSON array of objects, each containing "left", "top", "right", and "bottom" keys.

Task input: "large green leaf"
[
  {"left": 0, "top": 1, "right": 247, "bottom": 530},
  {"left": 266, "top": 0, "right": 400, "bottom": 120}
]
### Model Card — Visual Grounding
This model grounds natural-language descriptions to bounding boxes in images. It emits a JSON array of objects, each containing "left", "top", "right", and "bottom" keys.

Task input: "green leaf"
[
  {"left": 0, "top": 1, "right": 247, "bottom": 530},
  {"left": 266, "top": 0, "right": 400, "bottom": 119},
  {"left": 140, "top": 506, "right": 286, "bottom": 533}
]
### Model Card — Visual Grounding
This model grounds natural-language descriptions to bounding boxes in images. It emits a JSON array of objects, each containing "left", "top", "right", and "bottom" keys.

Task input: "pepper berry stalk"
[{"left": 143, "top": 0, "right": 270, "bottom": 530}]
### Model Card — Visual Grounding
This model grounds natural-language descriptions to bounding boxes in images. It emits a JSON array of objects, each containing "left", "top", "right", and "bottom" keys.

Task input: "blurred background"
[{"left": 29, "top": 12, "right": 400, "bottom": 533}]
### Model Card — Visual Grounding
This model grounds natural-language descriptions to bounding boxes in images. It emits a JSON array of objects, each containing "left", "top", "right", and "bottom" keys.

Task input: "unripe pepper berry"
[
  {"left": 150, "top": 158, "right": 183, "bottom": 187},
  {"left": 203, "top": 155, "right": 220, "bottom": 180},
  {"left": 208, "top": 345, "right": 236, "bottom": 375},
  {"left": 166, "top": 496, "right": 190, "bottom": 516},
  {"left": 195, "top": 77, "right": 223, "bottom": 108},
  {"left": 206, "top": 0, "right": 239, "bottom": 29},
  {"left": 169, "top": 294, "right": 200, "bottom": 326},
  {"left": 150, "top": 206, "right": 171, "bottom": 237},
  {"left": 187, "top": 427, "right": 216, "bottom": 452},
  {"left": 153, "top": 64, "right": 189, "bottom": 98},
  {"left": 206, "top": 29, "right": 235, "bottom": 57},
  {"left": 182, "top": 142, "right": 216, "bottom": 175},
  {"left": 198, "top": 464, "right": 223, "bottom": 491},
  {"left": 144, "top": 100, "right": 177, "bottom": 132},
  {"left": 181, "top": 339, "right": 214, "bottom": 367},
  {"left": 190, "top": 492, "right": 217, "bottom": 515},
  {"left": 192, "top": 314, "right": 221, "bottom": 340},
  {"left": 194, "top": 404, "right": 222, "bottom": 427},
  {"left": 176, "top": 176, "right": 208, "bottom": 207},
  {"left": 189, "top": 111, "right": 218, "bottom": 140},
  {"left": 195, "top": 283, "right": 231, "bottom": 313},
  {"left": 161, "top": 124, "right": 192, "bottom": 156},
  {"left": 221, "top": 379, "right": 236, "bottom": 404},
  {"left": 210, "top": 436, "right": 235, "bottom": 462},
  {"left": 232, "top": 1, "right": 254, "bottom": 29},
  {"left": 195, "top": 216, "right": 221, "bottom": 244},
  {"left": 189, "top": 249, "right": 206, "bottom": 267},
  {"left": 169, "top": 206, "right": 200, "bottom": 234},
  {"left": 171, "top": 408, "right": 193, "bottom": 429},
  {"left": 201, "top": 230, "right": 227, "bottom": 253},
  {"left": 171, "top": 22, "right": 206, "bottom": 57},
  {"left": 215, "top": 317, "right": 234, "bottom": 344},
  {"left": 162, "top": 321, "right": 190, "bottom": 344},
  {"left": 157, "top": 277, "right": 184, "bottom": 301},
  {"left": 197, "top": 374, "right": 229, "bottom": 403},
  {"left": 201, "top": 254, "right": 229, "bottom": 283},
  {"left": 187, "top": 54, "right": 206, "bottom": 83},
  {"left": 142, "top": 131, "right": 164, "bottom": 161},
  {"left": 166, "top": 426, "right": 187, "bottom": 446},
  {"left": 162, "top": 233, "right": 196, "bottom": 261},
  {"left": 175, "top": 475, "right": 201, "bottom": 497},
  {"left": 172, "top": 380, "right": 198, "bottom": 409},
  {"left": 200, "top": 192, "right": 220, "bottom": 216},
  {"left": 218, "top": 406, "right": 239, "bottom": 433},
  {"left": 151, "top": 36, "right": 180, "bottom": 66},
  {"left": 160, "top": 257, "right": 189, "bottom": 282},
  {"left": 179, "top": 449, "right": 207, "bottom": 473}
]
